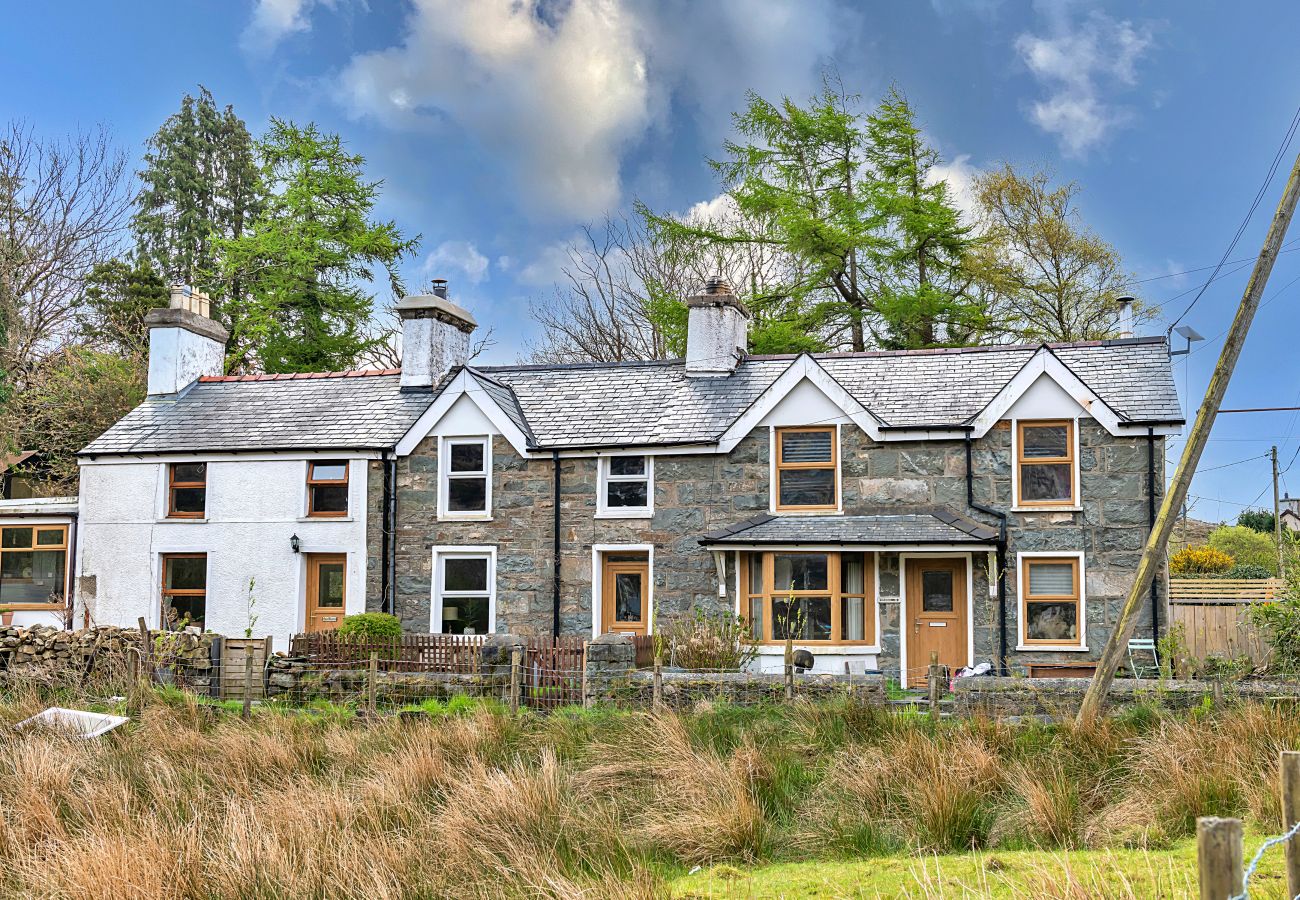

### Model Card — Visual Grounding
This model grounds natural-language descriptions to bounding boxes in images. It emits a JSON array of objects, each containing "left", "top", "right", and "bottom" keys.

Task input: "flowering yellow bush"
[{"left": 1169, "top": 545, "right": 1234, "bottom": 576}]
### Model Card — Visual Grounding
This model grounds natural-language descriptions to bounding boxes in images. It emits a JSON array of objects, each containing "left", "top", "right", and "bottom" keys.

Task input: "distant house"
[
  {"left": 0, "top": 452, "right": 77, "bottom": 627},
  {"left": 1280, "top": 496, "right": 1300, "bottom": 533},
  {"left": 66, "top": 282, "right": 1183, "bottom": 684}
]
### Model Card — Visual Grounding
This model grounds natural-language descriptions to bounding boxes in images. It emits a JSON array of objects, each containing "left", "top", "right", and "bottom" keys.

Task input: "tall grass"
[{"left": 0, "top": 687, "right": 1297, "bottom": 898}]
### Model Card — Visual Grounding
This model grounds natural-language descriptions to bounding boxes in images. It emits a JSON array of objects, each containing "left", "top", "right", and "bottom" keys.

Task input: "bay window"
[{"left": 742, "top": 551, "right": 873, "bottom": 644}]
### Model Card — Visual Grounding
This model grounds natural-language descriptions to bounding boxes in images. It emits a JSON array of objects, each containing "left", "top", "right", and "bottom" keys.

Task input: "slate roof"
[
  {"left": 81, "top": 337, "right": 1181, "bottom": 455},
  {"left": 698, "top": 510, "right": 1000, "bottom": 546}
]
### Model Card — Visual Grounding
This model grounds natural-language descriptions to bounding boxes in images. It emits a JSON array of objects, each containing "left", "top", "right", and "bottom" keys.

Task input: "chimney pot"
[
  {"left": 1115, "top": 295, "right": 1136, "bottom": 339},
  {"left": 430, "top": 278, "right": 449, "bottom": 299},
  {"left": 705, "top": 275, "right": 733, "bottom": 296}
]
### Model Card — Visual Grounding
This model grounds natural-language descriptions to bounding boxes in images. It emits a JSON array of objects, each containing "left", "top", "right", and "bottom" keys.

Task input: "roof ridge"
[{"left": 199, "top": 368, "right": 401, "bottom": 383}]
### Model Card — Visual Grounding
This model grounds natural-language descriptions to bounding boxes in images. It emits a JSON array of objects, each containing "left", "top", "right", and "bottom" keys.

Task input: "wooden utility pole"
[
  {"left": 1274, "top": 445, "right": 1285, "bottom": 574},
  {"left": 1078, "top": 145, "right": 1300, "bottom": 723}
]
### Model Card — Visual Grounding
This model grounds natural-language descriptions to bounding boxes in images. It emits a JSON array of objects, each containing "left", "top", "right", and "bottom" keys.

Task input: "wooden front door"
[
  {"left": 601, "top": 554, "right": 649, "bottom": 636},
  {"left": 905, "top": 557, "right": 968, "bottom": 685},
  {"left": 305, "top": 554, "right": 347, "bottom": 632}
]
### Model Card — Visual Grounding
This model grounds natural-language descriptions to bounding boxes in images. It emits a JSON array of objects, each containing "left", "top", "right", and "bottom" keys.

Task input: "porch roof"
[{"left": 698, "top": 509, "right": 999, "bottom": 546}]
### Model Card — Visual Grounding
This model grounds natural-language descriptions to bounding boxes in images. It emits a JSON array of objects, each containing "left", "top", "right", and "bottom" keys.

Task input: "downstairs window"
[{"left": 741, "top": 551, "right": 874, "bottom": 644}]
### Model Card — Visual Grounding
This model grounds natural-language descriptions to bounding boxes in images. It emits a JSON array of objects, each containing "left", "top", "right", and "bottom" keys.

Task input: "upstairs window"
[
  {"left": 774, "top": 427, "right": 838, "bottom": 511},
  {"left": 168, "top": 463, "right": 207, "bottom": 518},
  {"left": 598, "top": 455, "right": 653, "bottom": 516},
  {"left": 440, "top": 437, "right": 491, "bottom": 517},
  {"left": 1016, "top": 420, "right": 1076, "bottom": 507},
  {"left": 307, "top": 461, "right": 349, "bottom": 517}
]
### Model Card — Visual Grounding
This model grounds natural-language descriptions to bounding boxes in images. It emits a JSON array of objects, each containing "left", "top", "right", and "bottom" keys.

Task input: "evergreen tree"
[
  {"left": 133, "top": 86, "right": 262, "bottom": 366},
  {"left": 218, "top": 120, "right": 418, "bottom": 374},
  {"left": 77, "top": 256, "right": 169, "bottom": 355},
  {"left": 865, "top": 87, "right": 986, "bottom": 348}
]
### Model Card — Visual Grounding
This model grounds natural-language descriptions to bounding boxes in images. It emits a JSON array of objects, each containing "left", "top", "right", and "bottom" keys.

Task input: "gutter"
[
  {"left": 1147, "top": 428, "right": 1160, "bottom": 649},
  {"left": 965, "top": 435, "right": 1009, "bottom": 675},
  {"left": 552, "top": 450, "right": 562, "bottom": 642}
]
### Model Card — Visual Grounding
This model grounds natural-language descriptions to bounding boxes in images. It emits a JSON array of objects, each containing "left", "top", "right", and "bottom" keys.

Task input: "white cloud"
[
  {"left": 681, "top": 193, "right": 739, "bottom": 225},
  {"left": 423, "top": 240, "right": 490, "bottom": 284},
  {"left": 1015, "top": 11, "right": 1153, "bottom": 158},
  {"left": 518, "top": 241, "right": 576, "bottom": 287},
  {"left": 927, "top": 153, "right": 982, "bottom": 225},
  {"left": 241, "top": 0, "right": 330, "bottom": 55}
]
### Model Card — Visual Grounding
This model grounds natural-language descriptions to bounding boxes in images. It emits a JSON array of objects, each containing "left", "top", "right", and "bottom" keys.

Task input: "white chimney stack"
[
  {"left": 685, "top": 276, "right": 749, "bottom": 377},
  {"left": 144, "top": 285, "right": 228, "bottom": 395},
  {"left": 396, "top": 279, "right": 478, "bottom": 391},
  {"left": 1115, "top": 295, "right": 1136, "bottom": 339}
]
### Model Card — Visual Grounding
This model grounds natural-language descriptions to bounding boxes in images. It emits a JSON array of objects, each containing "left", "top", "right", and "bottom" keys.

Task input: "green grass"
[{"left": 671, "top": 835, "right": 1292, "bottom": 899}]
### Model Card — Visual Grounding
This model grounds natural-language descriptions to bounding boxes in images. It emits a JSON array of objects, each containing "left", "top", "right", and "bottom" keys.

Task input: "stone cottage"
[{"left": 70, "top": 280, "right": 1182, "bottom": 683}]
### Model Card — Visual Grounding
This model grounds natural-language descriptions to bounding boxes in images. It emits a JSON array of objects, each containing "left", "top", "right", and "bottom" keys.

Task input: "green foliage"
[
  {"left": 1221, "top": 563, "right": 1275, "bottom": 580},
  {"left": 336, "top": 612, "right": 403, "bottom": 641},
  {"left": 1208, "top": 525, "right": 1278, "bottom": 575},
  {"left": 218, "top": 120, "right": 418, "bottom": 373},
  {"left": 1168, "top": 545, "right": 1234, "bottom": 576},
  {"left": 77, "top": 256, "right": 169, "bottom": 354},
  {"left": 1248, "top": 565, "right": 1300, "bottom": 673},
  {"left": 1236, "top": 509, "right": 1276, "bottom": 534},
  {"left": 662, "top": 609, "right": 758, "bottom": 670}
]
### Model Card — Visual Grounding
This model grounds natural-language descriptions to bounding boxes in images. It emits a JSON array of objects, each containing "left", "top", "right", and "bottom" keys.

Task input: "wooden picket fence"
[
  {"left": 1167, "top": 578, "right": 1284, "bottom": 669},
  {"left": 288, "top": 632, "right": 486, "bottom": 672}
]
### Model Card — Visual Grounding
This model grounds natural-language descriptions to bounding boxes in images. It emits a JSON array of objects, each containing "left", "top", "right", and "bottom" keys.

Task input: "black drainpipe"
[
  {"left": 552, "top": 450, "right": 562, "bottom": 642},
  {"left": 383, "top": 451, "right": 399, "bottom": 616},
  {"left": 965, "top": 435, "right": 1009, "bottom": 675},
  {"left": 379, "top": 450, "right": 391, "bottom": 614},
  {"left": 1147, "top": 427, "right": 1160, "bottom": 649}
]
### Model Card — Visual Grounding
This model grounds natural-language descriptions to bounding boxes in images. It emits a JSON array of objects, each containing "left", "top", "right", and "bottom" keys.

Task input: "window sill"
[
  {"left": 595, "top": 510, "right": 654, "bottom": 520},
  {"left": 755, "top": 644, "right": 880, "bottom": 654},
  {"left": 438, "top": 514, "right": 494, "bottom": 522},
  {"left": 0, "top": 604, "right": 67, "bottom": 612},
  {"left": 297, "top": 516, "right": 354, "bottom": 523},
  {"left": 1011, "top": 506, "right": 1082, "bottom": 514},
  {"left": 1015, "top": 644, "right": 1090, "bottom": 653},
  {"left": 768, "top": 508, "right": 844, "bottom": 517},
  {"left": 157, "top": 517, "right": 208, "bottom": 524}
]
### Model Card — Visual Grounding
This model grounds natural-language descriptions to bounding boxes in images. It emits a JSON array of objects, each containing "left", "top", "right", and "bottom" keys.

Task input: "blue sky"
[{"left": 4, "top": 0, "right": 1300, "bottom": 520}]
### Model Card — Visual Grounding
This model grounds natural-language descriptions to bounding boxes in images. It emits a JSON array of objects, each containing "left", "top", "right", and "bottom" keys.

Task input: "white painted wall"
[
  {"left": 1004, "top": 373, "right": 1089, "bottom": 420},
  {"left": 685, "top": 301, "right": 748, "bottom": 375},
  {"left": 146, "top": 326, "right": 225, "bottom": 396},
  {"left": 430, "top": 393, "right": 497, "bottom": 436},
  {"left": 757, "top": 377, "right": 845, "bottom": 427},
  {"left": 76, "top": 455, "right": 370, "bottom": 651}
]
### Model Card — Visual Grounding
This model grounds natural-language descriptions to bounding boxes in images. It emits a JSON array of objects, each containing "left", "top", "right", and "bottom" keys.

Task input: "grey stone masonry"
[{"left": 366, "top": 417, "right": 1166, "bottom": 675}]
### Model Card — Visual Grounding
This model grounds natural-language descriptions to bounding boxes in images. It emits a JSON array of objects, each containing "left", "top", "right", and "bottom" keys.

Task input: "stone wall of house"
[{"left": 368, "top": 419, "right": 1165, "bottom": 673}]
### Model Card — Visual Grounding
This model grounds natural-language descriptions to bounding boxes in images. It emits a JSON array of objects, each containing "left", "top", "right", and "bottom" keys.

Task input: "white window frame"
[
  {"left": 1015, "top": 550, "right": 1088, "bottom": 652},
  {"left": 1010, "top": 417, "right": 1082, "bottom": 513},
  {"left": 430, "top": 545, "right": 497, "bottom": 635},
  {"left": 596, "top": 455, "right": 654, "bottom": 518},
  {"left": 437, "top": 436, "right": 492, "bottom": 520}
]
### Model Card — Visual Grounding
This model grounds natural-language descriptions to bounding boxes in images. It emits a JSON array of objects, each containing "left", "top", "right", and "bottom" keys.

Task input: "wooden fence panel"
[
  {"left": 220, "top": 637, "right": 271, "bottom": 700},
  {"left": 1168, "top": 577, "right": 1282, "bottom": 669}
]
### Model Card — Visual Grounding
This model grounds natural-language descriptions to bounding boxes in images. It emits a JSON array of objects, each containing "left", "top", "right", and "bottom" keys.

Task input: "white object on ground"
[{"left": 14, "top": 707, "right": 130, "bottom": 738}]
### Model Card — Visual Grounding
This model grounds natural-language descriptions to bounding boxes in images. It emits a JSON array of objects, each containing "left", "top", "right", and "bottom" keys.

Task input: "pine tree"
[
  {"left": 865, "top": 87, "right": 985, "bottom": 349},
  {"left": 218, "top": 120, "right": 418, "bottom": 374},
  {"left": 78, "top": 255, "right": 169, "bottom": 355},
  {"left": 133, "top": 86, "right": 262, "bottom": 366}
]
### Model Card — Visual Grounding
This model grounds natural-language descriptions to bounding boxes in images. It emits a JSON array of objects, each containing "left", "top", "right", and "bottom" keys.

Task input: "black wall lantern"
[{"left": 290, "top": 533, "right": 301, "bottom": 553}]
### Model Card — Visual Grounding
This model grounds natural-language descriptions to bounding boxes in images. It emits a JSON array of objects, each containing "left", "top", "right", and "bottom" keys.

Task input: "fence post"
[
  {"left": 367, "top": 652, "right": 378, "bottom": 716},
  {"left": 241, "top": 649, "right": 254, "bottom": 720},
  {"left": 581, "top": 641, "right": 591, "bottom": 709},
  {"left": 928, "top": 651, "right": 941, "bottom": 723},
  {"left": 137, "top": 616, "right": 152, "bottom": 685},
  {"left": 652, "top": 656, "right": 663, "bottom": 710},
  {"left": 1213, "top": 676, "right": 1224, "bottom": 707},
  {"left": 126, "top": 647, "right": 141, "bottom": 711},
  {"left": 784, "top": 635, "right": 794, "bottom": 702},
  {"left": 509, "top": 648, "right": 521, "bottom": 714},
  {"left": 1283, "top": 751, "right": 1300, "bottom": 899},
  {"left": 1197, "top": 816, "right": 1243, "bottom": 900}
]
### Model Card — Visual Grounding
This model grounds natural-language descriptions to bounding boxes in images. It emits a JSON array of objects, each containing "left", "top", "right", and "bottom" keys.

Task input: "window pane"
[
  {"left": 163, "top": 595, "right": 205, "bottom": 629},
  {"left": 448, "top": 477, "right": 487, "bottom": 512},
  {"left": 1022, "top": 425, "right": 1068, "bottom": 459},
  {"left": 749, "top": 595, "right": 763, "bottom": 640},
  {"left": 778, "top": 468, "right": 835, "bottom": 507},
  {"left": 315, "top": 563, "right": 345, "bottom": 609},
  {"left": 608, "top": 455, "right": 646, "bottom": 476},
  {"left": 781, "top": 430, "right": 833, "bottom": 463},
  {"left": 842, "top": 553, "right": 865, "bottom": 594},
  {"left": 606, "top": 480, "right": 648, "bottom": 508},
  {"left": 311, "top": 484, "right": 349, "bottom": 514},
  {"left": 444, "top": 557, "right": 488, "bottom": 592},
  {"left": 0, "top": 550, "right": 65, "bottom": 604},
  {"left": 449, "top": 442, "right": 485, "bottom": 473},
  {"left": 164, "top": 557, "right": 206, "bottom": 591},
  {"left": 1026, "top": 601, "right": 1078, "bottom": 642},
  {"left": 1028, "top": 562, "right": 1075, "bottom": 596},
  {"left": 172, "top": 462, "right": 206, "bottom": 483},
  {"left": 2, "top": 527, "right": 32, "bottom": 548},
  {"left": 772, "top": 597, "right": 832, "bottom": 641},
  {"left": 441, "top": 596, "right": 489, "bottom": 635},
  {"left": 1020, "top": 464, "right": 1072, "bottom": 502},
  {"left": 614, "top": 572, "right": 643, "bottom": 622},
  {"left": 842, "top": 595, "right": 866, "bottom": 642},
  {"left": 171, "top": 487, "right": 206, "bottom": 514},
  {"left": 311, "top": 461, "right": 347, "bottom": 481},
  {"left": 921, "top": 570, "right": 954, "bottom": 613},
  {"left": 773, "top": 554, "right": 828, "bottom": 591},
  {"left": 36, "top": 528, "right": 64, "bottom": 546},
  {"left": 748, "top": 555, "right": 763, "bottom": 594}
]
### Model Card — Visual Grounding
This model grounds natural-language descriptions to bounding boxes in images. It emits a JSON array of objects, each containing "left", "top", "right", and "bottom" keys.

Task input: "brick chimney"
[
  {"left": 144, "top": 285, "right": 228, "bottom": 395},
  {"left": 396, "top": 279, "right": 478, "bottom": 391},
  {"left": 685, "top": 276, "right": 749, "bottom": 376}
]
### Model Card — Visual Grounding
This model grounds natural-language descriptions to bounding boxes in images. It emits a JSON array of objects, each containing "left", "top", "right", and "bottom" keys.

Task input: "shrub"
[
  {"left": 337, "top": 612, "right": 403, "bottom": 641},
  {"left": 1169, "top": 545, "right": 1233, "bottom": 576},
  {"left": 662, "top": 609, "right": 757, "bottom": 670},
  {"left": 1209, "top": 525, "right": 1278, "bottom": 575},
  {"left": 1237, "top": 509, "right": 1275, "bottom": 534},
  {"left": 1221, "top": 563, "right": 1275, "bottom": 580},
  {"left": 1248, "top": 569, "right": 1300, "bottom": 674}
]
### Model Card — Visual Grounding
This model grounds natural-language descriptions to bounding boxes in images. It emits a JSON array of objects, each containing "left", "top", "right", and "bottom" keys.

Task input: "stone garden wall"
[
  {"left": 0, "top": 625, "right": 217, "bottom": 692},
  {"left": 950, "top": 675, "right": 1300, "bottom": 718}
]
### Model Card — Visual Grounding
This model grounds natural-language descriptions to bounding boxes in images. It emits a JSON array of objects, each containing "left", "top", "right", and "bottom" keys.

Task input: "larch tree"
[{"left": 217, "top": 120, "right": 418, "bottom": 374}]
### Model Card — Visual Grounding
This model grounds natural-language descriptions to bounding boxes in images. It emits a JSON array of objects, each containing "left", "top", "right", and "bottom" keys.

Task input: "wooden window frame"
[
  {"left": 741, "top": 550, "right": 874, "bottom": 645},
  {"left": 1015, "top": 419, "right": 1076, "bottom": 508},
  {"left": 1019, "top": 555, "right": 1083, "bottom": 648},
  {"left": 160, "top": 552, "right": 207, "bottom": 630},
  {"left": 167, "top": 462, "right": 207, "bottom": 519},
  {"left": 0, "top": 524, "right": 70, "bottom": 610},
  {"left": 774, "top": 426, "right": 839, "bottom": 512},
  {"left": 306, "top": 460, "right": 350, "bottom": 518}
]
